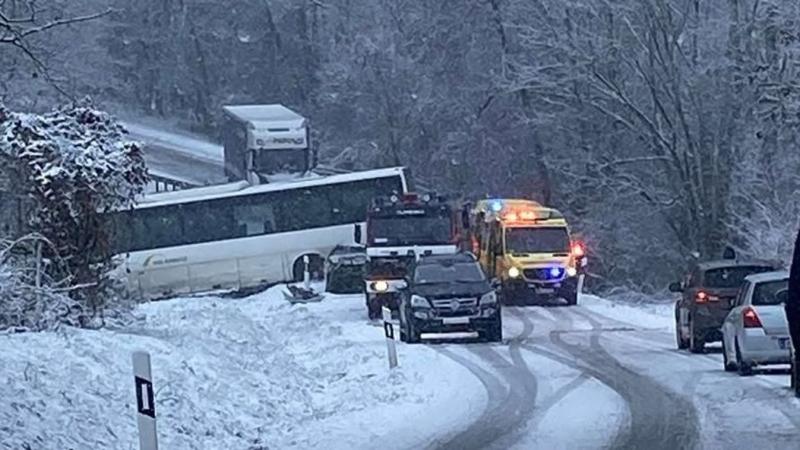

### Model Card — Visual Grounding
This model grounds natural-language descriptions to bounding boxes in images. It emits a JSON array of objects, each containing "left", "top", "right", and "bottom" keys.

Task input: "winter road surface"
[
  {"left": 426, "top": 296, "right": 800, "bottom": 450},
  {"left": 3, "top": 290, "right": 800, "bottom": 449}
]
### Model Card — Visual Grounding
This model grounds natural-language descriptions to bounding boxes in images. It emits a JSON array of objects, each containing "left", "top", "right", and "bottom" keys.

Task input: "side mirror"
[
  {"left": 353, "top": 224, "right": 363, "bottom": 244},
  {"left": 668, "top": 282, "right": 682, "bottom": 293},
  {"left": 722, "top": 246, "right": 737, "bottom": 260}
]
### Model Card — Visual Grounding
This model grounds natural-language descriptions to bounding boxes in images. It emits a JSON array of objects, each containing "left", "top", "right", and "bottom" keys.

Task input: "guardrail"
[{"left": 147, "top": 172, "right": 199, "bottom": 193}]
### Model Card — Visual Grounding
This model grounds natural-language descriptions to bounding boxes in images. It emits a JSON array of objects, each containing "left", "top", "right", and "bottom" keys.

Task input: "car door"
[
  {"left": 723, "top": 282, "right": 748, "bottom": 356},
  {"left": 732, "top": 282, "right": 755, "bottom": 348},
  {"left": 679, "top": 269, "right": 699, "bottom": 336}
]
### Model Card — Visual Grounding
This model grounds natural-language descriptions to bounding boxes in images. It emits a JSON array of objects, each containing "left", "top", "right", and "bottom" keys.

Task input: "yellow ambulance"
[{"left": 468, "top": 199, "right": 586, "bottom": 305}]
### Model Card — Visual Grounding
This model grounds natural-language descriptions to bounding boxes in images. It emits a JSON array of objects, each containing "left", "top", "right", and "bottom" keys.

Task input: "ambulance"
[{"left": 467, "top": 199, "right": 587, "bottom": 305}]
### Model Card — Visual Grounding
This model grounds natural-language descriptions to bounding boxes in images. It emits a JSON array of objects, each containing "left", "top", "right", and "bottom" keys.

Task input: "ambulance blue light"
[
  {"left": 490, "top": 201, "right": 503, "bottom": 212},
  {"left": 549, "top": 267, "right": 562, "bottom": 278}
]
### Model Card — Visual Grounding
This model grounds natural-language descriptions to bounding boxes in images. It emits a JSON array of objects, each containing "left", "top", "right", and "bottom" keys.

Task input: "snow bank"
[{"left": 0, "top": 286, "right": 482, "bottom": 449}]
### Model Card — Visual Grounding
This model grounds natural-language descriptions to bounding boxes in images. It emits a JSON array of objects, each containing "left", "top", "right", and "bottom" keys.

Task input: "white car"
[{"left": 721, "top": 271, "right": 791, "bottom": 376}]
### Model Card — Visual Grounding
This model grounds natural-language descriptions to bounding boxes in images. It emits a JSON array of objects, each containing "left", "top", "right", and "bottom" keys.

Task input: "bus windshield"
[
  {"left": 369, "top": 216, "right": 452, "bottom": 246},
  {"left": 505, "top": 227, "right": 570, "bottom": 254}
]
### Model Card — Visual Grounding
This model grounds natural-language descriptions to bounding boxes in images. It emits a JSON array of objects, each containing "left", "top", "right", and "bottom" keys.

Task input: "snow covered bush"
[
  {"left": 0, "top": 100, "right": 147, "bottom": 331},
  {"left": 0, "top": 235, "right": 85, "bottom": 332}
]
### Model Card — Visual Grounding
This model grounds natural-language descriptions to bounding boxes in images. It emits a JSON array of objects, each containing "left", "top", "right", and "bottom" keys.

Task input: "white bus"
[{"left": 109, "top": 167, "right": 408, "bottom": 299}]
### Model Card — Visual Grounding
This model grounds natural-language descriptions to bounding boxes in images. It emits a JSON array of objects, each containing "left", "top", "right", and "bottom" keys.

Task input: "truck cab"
[
  {"left": 221, "top": 104, "right": 310, "bottom": 182},
  {"left": 469, "top": 199, "right": 586, "bottom": 305},
  {"left": 363, "top": 193, "right": 457, "bottom": 319}
]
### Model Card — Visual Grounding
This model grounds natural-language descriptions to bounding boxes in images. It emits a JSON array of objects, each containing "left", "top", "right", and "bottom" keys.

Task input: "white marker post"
[
  {"left": 382, "top": 306, "right": 398, "bottom": 369},
  {"left": 132, "top": 351, "right": 158, "bottom": 450},
  {"left": 303, "top": 255, "right": 311, "bottom": 290}
]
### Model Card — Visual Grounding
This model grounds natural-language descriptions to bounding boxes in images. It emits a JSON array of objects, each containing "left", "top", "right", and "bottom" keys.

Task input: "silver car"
[{"left": 721, "top": 271, "right": 791, "bottom": 376}]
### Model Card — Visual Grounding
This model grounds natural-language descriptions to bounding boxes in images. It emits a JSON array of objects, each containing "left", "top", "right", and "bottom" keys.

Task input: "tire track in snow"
[
  {"left": 547, "top": 307, "right": 701, "bottom": 450},
  {"left": 432, "top": 308, "right": 538, "bottom": 450}
]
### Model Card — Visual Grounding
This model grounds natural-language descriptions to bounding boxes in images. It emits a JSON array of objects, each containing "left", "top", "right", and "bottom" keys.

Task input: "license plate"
[
  {"left": 442, "top": 317, "right": 470, "bottom": 325},
  {"left": 779, "top": 338, "right": 790, "bottom": 350}
]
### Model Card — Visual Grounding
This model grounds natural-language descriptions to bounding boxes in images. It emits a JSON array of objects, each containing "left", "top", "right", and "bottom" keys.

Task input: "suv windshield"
[
  {"left": 505, "top": 227, "right": 569, "bottom": 254},
  {"left": 704, "top": 266, "right": 773, "bottom": 289},
  {"left": 752, "top": 280, "right": 789, "bottom": 306},
  {"left": 414, "top": 262, "right": 485, "bottom": 284},
  {"left": 369, "top": 216, "right": 452, "bottom": 246}
]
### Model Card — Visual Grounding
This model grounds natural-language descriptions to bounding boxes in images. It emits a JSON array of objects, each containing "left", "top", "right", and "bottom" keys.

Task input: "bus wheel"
[{"left": 292, "top": 254, "right": 325, "bottom": 282}]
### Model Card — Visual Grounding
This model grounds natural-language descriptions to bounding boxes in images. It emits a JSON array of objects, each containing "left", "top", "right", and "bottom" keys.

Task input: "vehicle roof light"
[
  {"left": 572, "top": 242, "right": 585, "bottom": 257},
  {"left": 490, "top": 201, "right": 503, "bottom": 212}
]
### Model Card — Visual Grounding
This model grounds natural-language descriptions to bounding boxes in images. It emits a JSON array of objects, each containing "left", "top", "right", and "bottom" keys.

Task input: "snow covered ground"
[
  {"left": 4, "top": 288, "right": 799, "bottom": 450},
  {"left": 0, "top": 286, "right": 484, "bottom": 450}
]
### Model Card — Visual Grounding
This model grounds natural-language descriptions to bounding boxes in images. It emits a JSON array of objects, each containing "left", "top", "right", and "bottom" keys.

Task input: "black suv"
[{"left": 399, "top": 253, "right": 502, "bottom": 343}]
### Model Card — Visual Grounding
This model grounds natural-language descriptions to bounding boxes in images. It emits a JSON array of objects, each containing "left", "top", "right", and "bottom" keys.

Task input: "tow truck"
[
  {"left": 363, "top": 193, "right": 457, "bottom": 319},
  {"left": 466, "top": 199, "right": 587, "bottom": 306}
]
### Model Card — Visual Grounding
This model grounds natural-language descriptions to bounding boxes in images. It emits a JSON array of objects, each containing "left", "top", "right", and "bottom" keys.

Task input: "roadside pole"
[
  {"left": 132, "top": 351, "right": 159, "bottom": 450},
  {"left": 577, "top": 274, "right": 585, "bottom": 295},
  {"left": 382, "top": 306, "right": 398, "bottom": 369},
  {"left": 303, "top": 255, "right": 311, "bottom": 290}
]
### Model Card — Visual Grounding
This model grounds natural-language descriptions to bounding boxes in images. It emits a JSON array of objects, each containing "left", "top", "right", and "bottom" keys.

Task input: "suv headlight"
[
  {"left": 479, "top": 291, "right": 497, "bottom": 306},
  {"left": 371, "top": 281, "right": 389, "bottom": 292},
  {"left": 508, "top": 267, "right": 521, "bottom": 278},
  {"left": 411, "top": 294, "right": 431, "bottom": 308}
]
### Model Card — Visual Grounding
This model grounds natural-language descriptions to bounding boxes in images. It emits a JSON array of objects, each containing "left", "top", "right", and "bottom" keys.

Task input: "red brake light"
[
  {"left": 695, "top": 291, "right": 708, "bottom": 303},
  {"left": 743, "top": 307, "right": 762, "bottom": 328},
  {"left": 571, "top": 242, "right": 585, "bottom": 257}
]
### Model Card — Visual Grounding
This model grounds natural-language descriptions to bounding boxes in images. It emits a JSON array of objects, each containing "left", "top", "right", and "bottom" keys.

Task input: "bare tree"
[{"left": 0, "top": 0, "right": 111, "bottom": 98}]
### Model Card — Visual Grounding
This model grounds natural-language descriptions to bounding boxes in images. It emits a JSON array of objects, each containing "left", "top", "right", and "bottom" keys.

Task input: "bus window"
[
  {"left": 130, "top": 205, "right": 184, "bottom": 251},
  {"left": 182, "top": 200, "right": 236, "bottom": 244},
  {"left": 233, "top": 193, "right": 277, "bottom": 236},
  {"left": 274, "top": 186, "right": 333, "bottom": 231}
]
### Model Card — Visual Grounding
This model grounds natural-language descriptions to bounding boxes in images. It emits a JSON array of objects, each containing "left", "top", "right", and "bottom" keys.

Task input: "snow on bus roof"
[
  {"left": 222, "top": 104, "right": 305, "bottom": 126},
  {"left": 135, "top": 166, "right": 405, "bottom": 209}
]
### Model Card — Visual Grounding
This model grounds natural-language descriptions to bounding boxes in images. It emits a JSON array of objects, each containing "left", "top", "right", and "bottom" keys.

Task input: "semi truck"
[{"left": 221, "top": 104, "right": 311, "bottom": 182}]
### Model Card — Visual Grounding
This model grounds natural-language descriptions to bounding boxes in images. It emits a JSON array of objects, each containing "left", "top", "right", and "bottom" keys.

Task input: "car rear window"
[
  {"left": 752, "top": 279, "right": 789, "bottom": 306},
  {"left": 704, "top": 266, "right": 773, "bottom": 289}
]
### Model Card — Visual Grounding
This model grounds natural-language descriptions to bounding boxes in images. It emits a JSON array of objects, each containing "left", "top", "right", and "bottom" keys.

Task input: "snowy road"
[
  {"left": 4, "top": 290, "right": 800, "bottom": 449},
  {"left": 423, "top": 297, "right": 800, "bottom": 450}
]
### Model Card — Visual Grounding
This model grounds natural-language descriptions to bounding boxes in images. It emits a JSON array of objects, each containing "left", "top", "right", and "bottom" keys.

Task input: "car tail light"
[
  {"left": 695, "top": 291, "right": 708, "bottom": 303},
  {"left": 743, "top": 307, "right": 763, "bottom": 328}
]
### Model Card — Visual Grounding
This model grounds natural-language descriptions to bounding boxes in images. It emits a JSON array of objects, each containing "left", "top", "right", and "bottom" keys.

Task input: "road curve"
[{"left": 544, "top": 307, "right": 701, "bottom": 450}]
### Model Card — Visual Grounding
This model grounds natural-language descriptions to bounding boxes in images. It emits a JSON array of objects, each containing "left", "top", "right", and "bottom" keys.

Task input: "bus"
[{"left": 109, "top": 167, "right": 408, "bottom": 299}]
